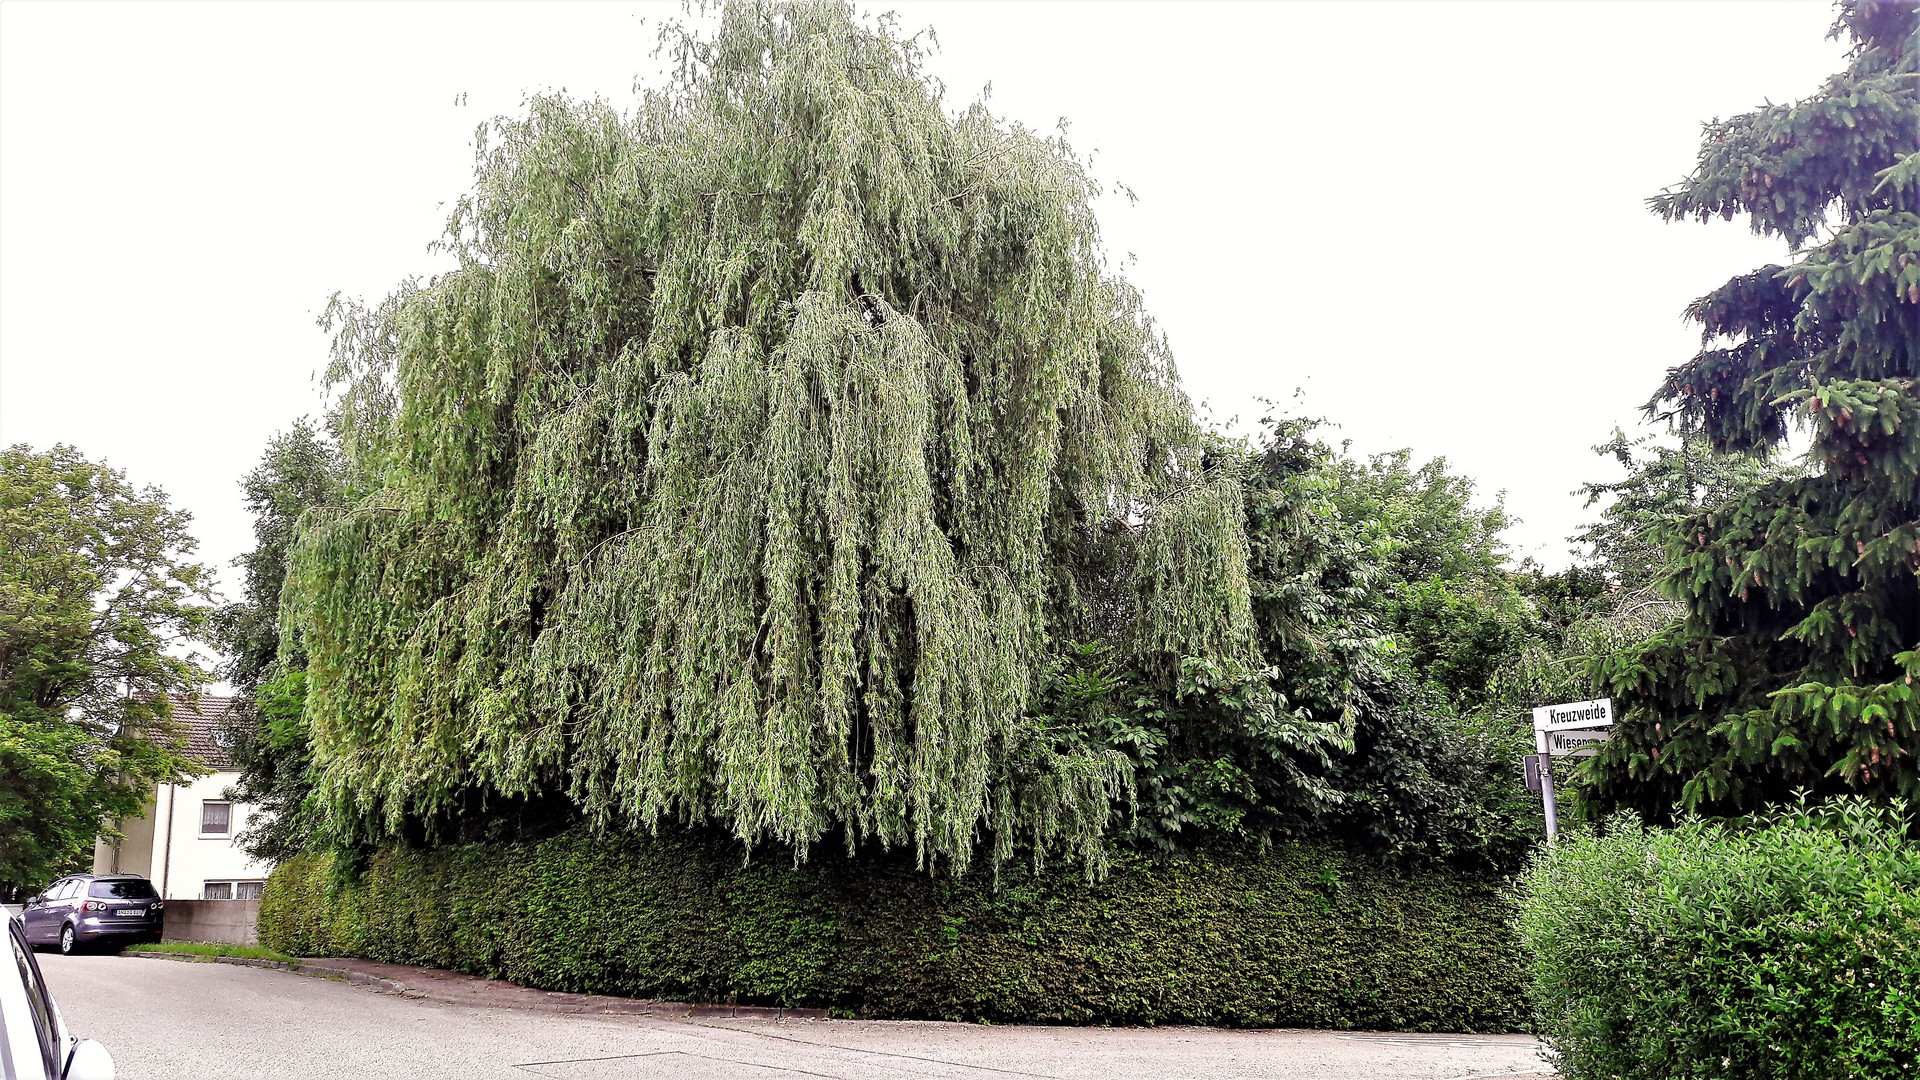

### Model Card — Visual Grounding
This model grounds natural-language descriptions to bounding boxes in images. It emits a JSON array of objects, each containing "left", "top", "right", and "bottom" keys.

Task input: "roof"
[
  {"left": 163, "top": 694, "right": 239, "bottom": 770},
  {"left": 44, "top": 874, "right": 147, "bottom": 883}
]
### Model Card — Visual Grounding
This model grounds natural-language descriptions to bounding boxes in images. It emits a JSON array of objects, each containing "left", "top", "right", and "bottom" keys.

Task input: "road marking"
[
  {"left": 1336, "top": 1036, "right": 1502, "bottom": 1048},
  {"left": 681, "top": 1024, "right": 1067, "bottom": 1079},
  {"left": 513, "top": 1050, "right": 850, "bottom": 1079}
]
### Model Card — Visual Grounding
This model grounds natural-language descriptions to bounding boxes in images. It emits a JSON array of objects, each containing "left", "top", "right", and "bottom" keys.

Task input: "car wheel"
[{"left": 59, "top": 924, "right": 78, "bottom": 956}]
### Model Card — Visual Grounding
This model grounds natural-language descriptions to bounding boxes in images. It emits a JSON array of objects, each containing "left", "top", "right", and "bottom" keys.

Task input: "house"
[{"left": 91, "top": 695, "right": 272, "bottom": 901}]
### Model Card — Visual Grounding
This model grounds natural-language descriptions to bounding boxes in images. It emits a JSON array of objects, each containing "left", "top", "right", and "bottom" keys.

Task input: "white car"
[{"left": 3, "top": 911, "right": 113, "bottom": 1080}]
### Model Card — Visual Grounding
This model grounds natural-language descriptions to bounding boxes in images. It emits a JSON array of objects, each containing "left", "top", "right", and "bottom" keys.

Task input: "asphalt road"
[{"left": 38, "top": 953, "right": 1553, "bottom": 1080}]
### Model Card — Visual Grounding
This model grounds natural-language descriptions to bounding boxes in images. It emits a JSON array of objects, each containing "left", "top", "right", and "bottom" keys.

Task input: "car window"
[
  {"left": 0, "top": 929, "right": 17, "bottom": 1080},
  {"left": 11, "top": 923, "right": 61, "bottom": 1078},
  {"left": 89, "top": 879, "right": 158, "bottom": 900},
  {"left": 46, "top": 879, "right": 74, "bottom": 901}
]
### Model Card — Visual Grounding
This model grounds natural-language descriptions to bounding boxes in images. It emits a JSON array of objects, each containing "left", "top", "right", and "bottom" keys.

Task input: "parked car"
[
  {"left": 5, "top": 911, "right": 115, "bottom": 1079},
  {"left": 18, "top": 877, "right": 163, "bottom": 956}
]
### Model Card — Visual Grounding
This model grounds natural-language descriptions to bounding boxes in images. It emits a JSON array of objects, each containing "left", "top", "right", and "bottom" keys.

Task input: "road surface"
[{"left": 38, "top": 952, "right": 1553, "bottom": 1080}]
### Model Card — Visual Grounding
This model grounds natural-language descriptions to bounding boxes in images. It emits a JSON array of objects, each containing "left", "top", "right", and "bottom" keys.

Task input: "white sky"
[{"left": 1, "top": 0, "right": 1846, "bottom": 616}]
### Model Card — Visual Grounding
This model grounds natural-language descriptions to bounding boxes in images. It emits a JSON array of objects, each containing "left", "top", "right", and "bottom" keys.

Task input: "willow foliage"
[{"left": 285, "top": 0, "right": 1256, "bottom": 872}]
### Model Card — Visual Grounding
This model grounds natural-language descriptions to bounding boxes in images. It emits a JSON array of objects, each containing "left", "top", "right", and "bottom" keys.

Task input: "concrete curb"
[
  {"left": 125, "top": 950, "right": 827, "bottom": 1022},
  {"left": 127, "top": 951, "right": 306, "bottom": 975}
]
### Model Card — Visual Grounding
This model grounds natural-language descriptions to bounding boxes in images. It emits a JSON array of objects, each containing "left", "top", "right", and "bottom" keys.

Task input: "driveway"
[{"left": 38, "top": 953, "right": 1553, "bottom": 1080}]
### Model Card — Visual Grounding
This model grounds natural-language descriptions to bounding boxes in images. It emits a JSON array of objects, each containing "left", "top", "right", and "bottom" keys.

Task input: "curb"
[
  {"left": 125, "top": 950, "right": 826, "bottom": 1021},
  {"left": 128, "top": 951, "right": 305, "bottom": 975}
]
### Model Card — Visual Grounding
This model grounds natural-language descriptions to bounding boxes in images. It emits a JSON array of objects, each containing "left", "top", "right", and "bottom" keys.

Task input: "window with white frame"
[
  {"left": 202, "top": 880, "right": 265, "bottom": 901},
  {"left": 200, "top": 800, "right": 231, "bottom": 836}
]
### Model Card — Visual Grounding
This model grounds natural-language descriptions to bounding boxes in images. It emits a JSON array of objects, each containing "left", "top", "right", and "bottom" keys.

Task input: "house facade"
[{"left": 92, "top": 695, "right": 273, "bottom": 901}]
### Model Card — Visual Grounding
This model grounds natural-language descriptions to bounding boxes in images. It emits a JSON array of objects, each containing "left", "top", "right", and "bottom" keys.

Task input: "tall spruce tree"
[
  {"left": 286, "top": 0, "right": 1271, "bottom": 870},
  {"left": 1591, "top": 1, "right": 1920, "bottom": 816}
]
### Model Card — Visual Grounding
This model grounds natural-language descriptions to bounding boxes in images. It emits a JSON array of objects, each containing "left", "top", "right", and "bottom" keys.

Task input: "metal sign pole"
[{"left": 1538, "top": 756, "right": 1559, "bottom": 843}]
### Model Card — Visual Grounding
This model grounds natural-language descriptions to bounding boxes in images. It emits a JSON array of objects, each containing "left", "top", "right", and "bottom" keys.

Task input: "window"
[
  {"left": 11, "top": 923, "right": 61, "bottom": 1078},
  {"left": 90, "top": 879, "right": 158, "bottom": 899},
  {"left": 48, "top": 879, "right": 76, "bottom": 901},
  {"left": 203, "top": 880, "right": 266, "bottom": 901},
  {"left": 201, "top": 800, "right": 231, "bottom": 836}
]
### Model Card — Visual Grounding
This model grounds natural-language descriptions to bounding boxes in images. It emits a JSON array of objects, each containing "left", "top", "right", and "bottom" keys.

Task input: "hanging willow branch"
[{"left": 283, "top": 0, "right": 1256, "bottom": 873}]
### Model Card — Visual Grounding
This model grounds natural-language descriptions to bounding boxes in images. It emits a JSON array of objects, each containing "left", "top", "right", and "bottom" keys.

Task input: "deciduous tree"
[
  {"left": 287, "top": 0, "right": 1270, "bottom": 871},
  {"left": 0, "top": 444, "right": 210, "bottom": 892},
  {"left": 212, "top": 422, "right": 344, "bottom": 862}
]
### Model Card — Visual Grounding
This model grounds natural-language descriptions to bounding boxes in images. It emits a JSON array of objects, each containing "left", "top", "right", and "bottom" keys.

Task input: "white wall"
[{"left": 95, "top": 772, "right": 272, "bottom": 900}]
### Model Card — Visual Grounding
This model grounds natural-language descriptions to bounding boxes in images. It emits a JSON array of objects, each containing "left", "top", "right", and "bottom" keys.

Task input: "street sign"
[
  {"left": 1532, "top": 698, "right": 1614, "bottom": 755},
  {"left": 1532, "top": 698, "right": 1614, "bottom": 734},
  {"left": 1543, "top": 728, "right": 1608, "bottom": 758},
  {"left": 1525, "top": 699, "right": 1614, "bottom": 841}
]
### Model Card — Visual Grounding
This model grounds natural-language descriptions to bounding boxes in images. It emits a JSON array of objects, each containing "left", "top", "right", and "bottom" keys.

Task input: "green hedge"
[
  {"left": 260, "top": 830, "right": 1526, "bottom": 1030},
  {"left": 1517, "top": 806, "right": 1920, "bottom": 1079}
]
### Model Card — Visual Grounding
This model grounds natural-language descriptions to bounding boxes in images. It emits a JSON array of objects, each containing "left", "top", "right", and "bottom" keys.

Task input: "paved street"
[{"left": 37, "top": 952, "right": 1551, "bottom": 1080}]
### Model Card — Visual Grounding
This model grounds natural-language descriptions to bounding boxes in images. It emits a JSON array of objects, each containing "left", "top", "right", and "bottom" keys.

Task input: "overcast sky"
[{"left": 2, "top": 1, "right": 1847, "bottom": 618}]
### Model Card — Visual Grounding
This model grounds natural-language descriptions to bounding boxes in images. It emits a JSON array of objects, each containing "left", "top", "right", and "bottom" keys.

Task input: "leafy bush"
[
  {"left": 260, "top": 830, "right": 1528, "bottom": 1031},
  {"left": 1213, "top": 420, "right": 1543, "bottom": 871},
  {"left": 1516, "top": 801, "right": 1920, "bottom": 1079}
]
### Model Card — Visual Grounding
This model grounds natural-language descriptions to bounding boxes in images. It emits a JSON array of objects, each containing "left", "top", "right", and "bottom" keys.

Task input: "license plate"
[{"left": 117, "top": 909, "right": 146, "bottom": 918}]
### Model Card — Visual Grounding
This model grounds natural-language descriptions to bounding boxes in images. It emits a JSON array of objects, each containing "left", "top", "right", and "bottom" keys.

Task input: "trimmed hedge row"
[{"left": 260, "top": 831, "right": 1527, "bottom": 1031}]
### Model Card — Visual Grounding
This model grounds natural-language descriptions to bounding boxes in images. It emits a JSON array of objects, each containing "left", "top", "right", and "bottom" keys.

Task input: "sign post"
[
  {"left": 1529, "top": 699, "right": 1614, "bottom": 842},
  {"left": 1538, "top": 755, "right": 1559, "bottom": 841}
]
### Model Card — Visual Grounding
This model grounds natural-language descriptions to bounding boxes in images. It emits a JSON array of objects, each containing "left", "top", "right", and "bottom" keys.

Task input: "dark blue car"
[{"left": 19, "top": 875, "right": 164, "bottom": 955}]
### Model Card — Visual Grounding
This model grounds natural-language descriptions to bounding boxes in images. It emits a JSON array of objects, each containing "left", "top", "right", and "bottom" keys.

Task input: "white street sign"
[
  {"left": 1543, "top": 728, "right": 1608, "bottom": 758},
  {"left": 1525, "top": 700, "right": 1617, "bottom": 841},
  {"left": 1532, "top": 699, "right": 1615, "bottom": 757},
  {"left": 1532, "top": 699, "right": 1614, "bottom": 733}
]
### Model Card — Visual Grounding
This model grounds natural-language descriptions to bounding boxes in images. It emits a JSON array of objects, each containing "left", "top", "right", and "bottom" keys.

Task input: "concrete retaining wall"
[{"left": 162, "top": 899, "right": 260, "bottom": 945}]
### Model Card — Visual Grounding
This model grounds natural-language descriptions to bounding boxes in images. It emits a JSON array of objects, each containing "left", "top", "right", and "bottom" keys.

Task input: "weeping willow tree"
[{"left": 285, "top": 0, "right": 1261, "bottom": 873}]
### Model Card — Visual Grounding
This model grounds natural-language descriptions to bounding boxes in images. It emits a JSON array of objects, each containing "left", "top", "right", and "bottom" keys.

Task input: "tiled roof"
[{"left": 163, "top": 694, "right": 239, "bottom": 770}]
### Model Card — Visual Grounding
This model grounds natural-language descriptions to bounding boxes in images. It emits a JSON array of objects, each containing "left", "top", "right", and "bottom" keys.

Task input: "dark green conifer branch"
[{"left": 1592, "top": 0, "right": 1920, "bottom": 817}]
